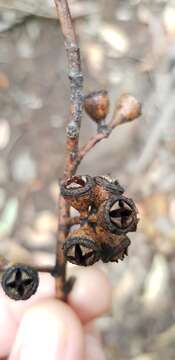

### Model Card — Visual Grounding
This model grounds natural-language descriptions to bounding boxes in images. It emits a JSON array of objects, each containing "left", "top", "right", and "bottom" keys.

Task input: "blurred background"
[{"left": 0, "top": 0, "right": 175, "bottom": 359}]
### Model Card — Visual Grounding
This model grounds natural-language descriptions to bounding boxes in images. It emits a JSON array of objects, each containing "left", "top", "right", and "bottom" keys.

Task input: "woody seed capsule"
[
  {"left": 97, "top": 195, "right": 138, "bottom": 235},
  {"left": 64, "top": 225, "right": 100, "bottom": 266},
  {"left": 1, "top": 264, "right": 39, "bottom": 300},
  {"left": 93, "top": 176, "right": 124, "bottom": 208},
  {"left": 100, "top": 235, "right": 131, "bottom": 263},
  {"left": 61, "top": 175, "right": 94, "bottom": 214}
]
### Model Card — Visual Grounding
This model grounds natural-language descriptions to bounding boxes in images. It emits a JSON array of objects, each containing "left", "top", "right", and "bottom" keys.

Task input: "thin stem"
[
  {"left": 77, "top": 94, "right": 141, "bottom": 166},
  {"left": 78, "top": 128, "right": 110, "bottom": 165},
  {"left": 35, "top": 266, "right": 54, "bottom": 273},
  {"left": 76, "top": 122, "right": 115, "bottom": 168},
  {"left": 0, "top": 265, "right": 54, "bottom": 274},
  {"left": 54, "top": 0, "right": 83, "bottom": 300}
]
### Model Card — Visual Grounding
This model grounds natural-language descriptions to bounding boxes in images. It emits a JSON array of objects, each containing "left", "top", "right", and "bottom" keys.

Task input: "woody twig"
[
  {"left": 54, "top": 0, "right": 83, "bottom": 300},
  {"left": 0, "top": 0, "right": 142, "bottom": 303},
  {"left": 53, "top": 1, "right": 141, "bottom": 300}
]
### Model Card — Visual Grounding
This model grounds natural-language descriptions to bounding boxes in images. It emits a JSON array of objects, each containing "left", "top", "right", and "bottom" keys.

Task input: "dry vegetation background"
[{"left": 0, "top": 0, "right": 175, "bottom": 359}]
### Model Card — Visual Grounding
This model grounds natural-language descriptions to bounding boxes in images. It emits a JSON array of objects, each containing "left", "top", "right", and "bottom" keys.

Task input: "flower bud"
[
  {"left": 84, "top": 90, "right": 110, "bottom": 122},
  {"left": 97, "top": 195, "right": 139, "bottom": 235},
  {"left": 112, "top": 94, "right": 141, "bottom": 126},
  {"left": 93, "top": 175, "right": 124, "bottom": 208},
  {"left": 61, "top": 175, "right": 94, "bottom": 214},
  {"left": 64, "top": 225, "right": 100, "bottom": 266}
]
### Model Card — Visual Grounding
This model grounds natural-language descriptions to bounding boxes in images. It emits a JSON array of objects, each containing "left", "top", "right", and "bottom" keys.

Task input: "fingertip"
[
  {"left": 68, "top": 267, "right": 112, "bottom": 323},
  {"left": 0, "top": 273, "right": 55, "bottom": 357},
  {"left": 10, "top": 299, "right": 84, "bottom": 360},
  {"left": 84, "top": 322, "right": 106, "bottom": 360},
  {"left": 0, "top": 288, "right": 17, "bottom": 357}
]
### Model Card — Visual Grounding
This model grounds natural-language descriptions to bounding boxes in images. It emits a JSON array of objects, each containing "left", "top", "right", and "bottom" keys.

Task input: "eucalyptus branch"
[
  {"left": 54, "top": 0, "right": 83, "bottom": 300},
  {"left": 54, "top": 0, "right": 83, "bottom": 177},
  {"left": 0, "top": 0, "right": 142, "bottom": 304},
  {"left": 53, "top": 2, "right": 141, "bottom": 301}
]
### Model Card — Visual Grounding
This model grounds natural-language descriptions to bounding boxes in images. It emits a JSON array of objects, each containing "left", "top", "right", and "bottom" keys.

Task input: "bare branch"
[
  {"left": 54, "top": 0, "right": 83, "bottom": 300},
  {"left": 53, "top": 1, "right": 140, "bottom": 301},
  {"left": 55, "top": 0, "right": 83, "bottom": 177}
]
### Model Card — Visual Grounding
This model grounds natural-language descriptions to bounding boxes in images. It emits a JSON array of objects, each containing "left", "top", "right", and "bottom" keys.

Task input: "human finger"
[
  {"left": 68, "top": 267, "right": 112, "bottom": 323},
  {"left": 9, "top": 299, "right": 84, "bottom": 360}
]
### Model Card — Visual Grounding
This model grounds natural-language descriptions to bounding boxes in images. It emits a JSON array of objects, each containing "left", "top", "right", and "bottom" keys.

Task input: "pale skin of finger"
[
  {"left": 0, "top": 267, "right": 112, "bottom": 357},
  {"left": 68, "top": 267, "right": 112, "bottom": 324},
  {"left": 9, "top": 299, "right": 85, "bottom": 360},
  {"left": 10, "top": 301, "right": 106, "bottom": 360},
  {"left": 84, "top": 322, "right": 106, "bottom": 360},
  {"left": 0, "top": 273, "right": 56, "bottom": 355},
  {"left": 0, "top": 293, "right": 18, "bottom": 356}
]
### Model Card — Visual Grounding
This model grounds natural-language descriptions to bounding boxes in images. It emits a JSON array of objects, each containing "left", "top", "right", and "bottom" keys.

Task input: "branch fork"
[
  {"left": 0, "top": 0, "right": 142, "bottom": 302},
  {"left": 53, "top": 0, "right": 142, "bottom": 300}
]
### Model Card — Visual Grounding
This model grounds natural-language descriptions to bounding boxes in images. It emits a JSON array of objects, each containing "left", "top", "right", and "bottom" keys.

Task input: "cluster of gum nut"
[
  {"left": 0, "top": 175, "right": 138, "bottom": 301},
  {"left": 60, "top": 91, "right": 140, "bottom": 266},
  {"left": 0, "top": 90, "right": 139, "bottom": 301},
  {"left": 61, "top": 175, "right": 139, "bottom": 267}
]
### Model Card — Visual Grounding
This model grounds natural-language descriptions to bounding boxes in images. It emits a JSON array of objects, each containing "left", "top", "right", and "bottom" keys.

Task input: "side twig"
[
  {"left": 77, "top": 94, "right": 141, "bottom": 167},
  {"left": 54, "top": 0, "right": 83, "bottom": 300}
]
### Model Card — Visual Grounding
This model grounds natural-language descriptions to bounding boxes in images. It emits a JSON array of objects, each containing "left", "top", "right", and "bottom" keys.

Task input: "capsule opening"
[
  {"left": 66, "top": 176, "right": 86, "bottom": 189},
  {"left": 109, "top": 199, "right": 133, "bottom": 228}
]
